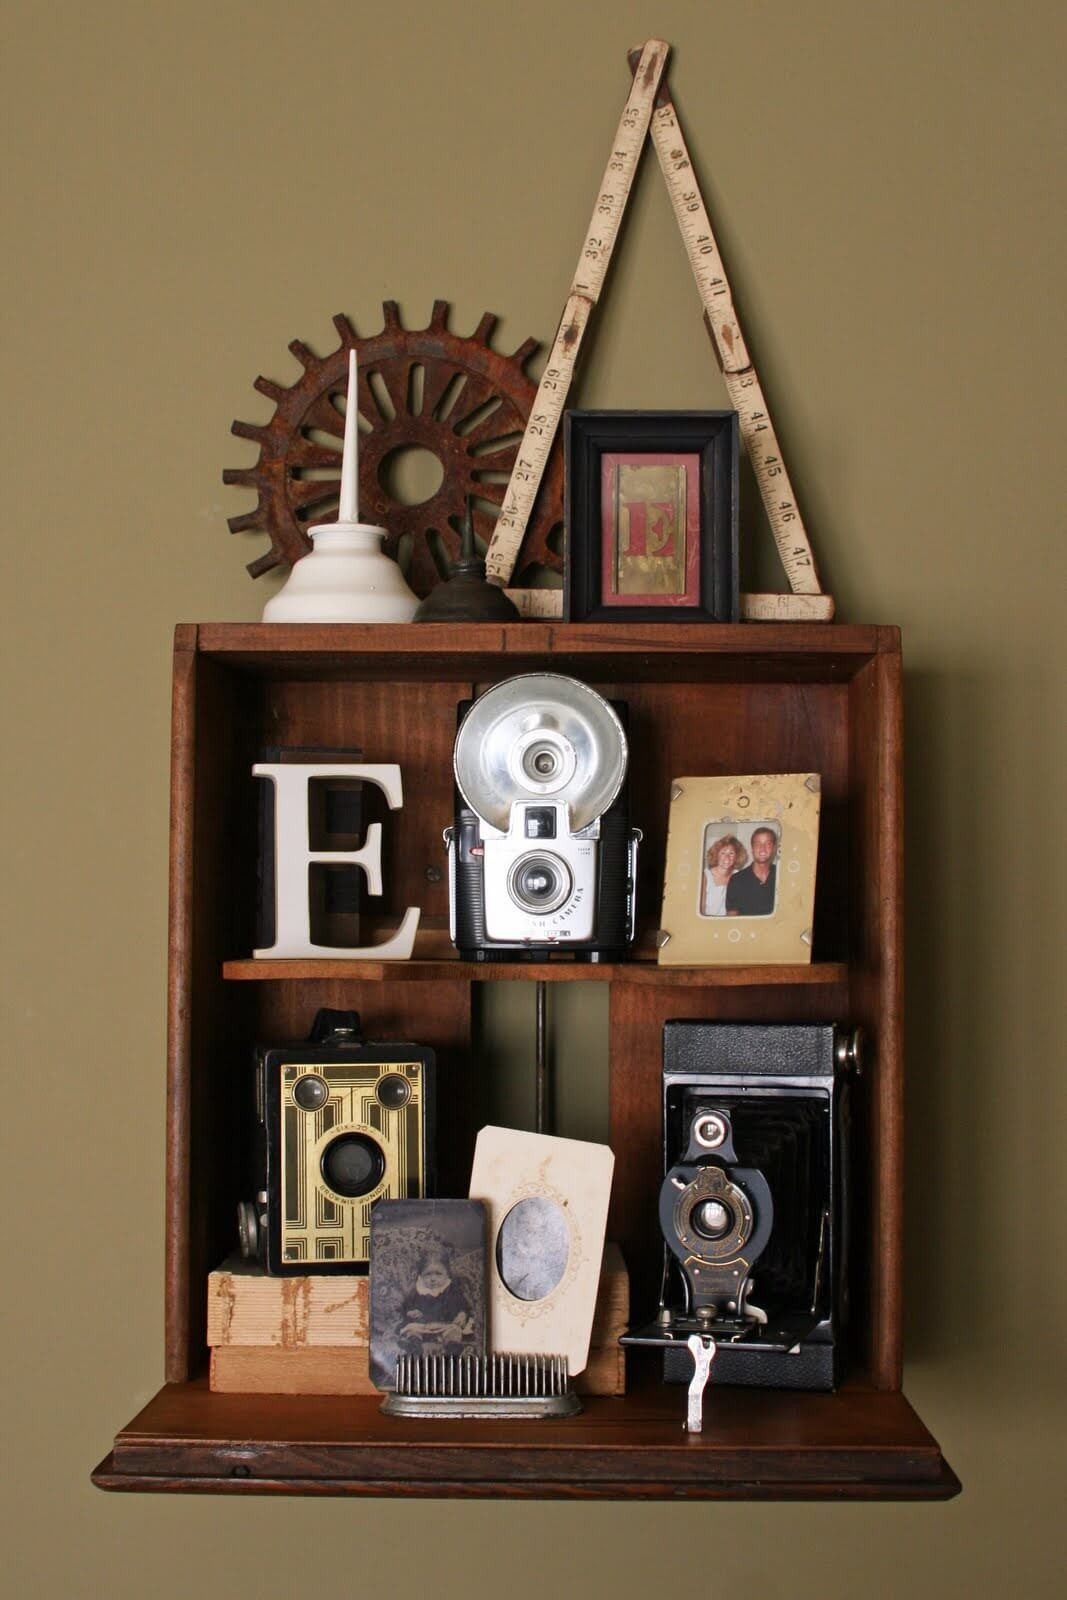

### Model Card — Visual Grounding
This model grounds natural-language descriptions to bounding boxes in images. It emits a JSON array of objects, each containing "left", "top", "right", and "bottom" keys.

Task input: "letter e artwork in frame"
[
  {"left": 563, "top": 411, "right": 738, "bottom": 622},
  {"left": 657, "top": 774, "right": 821, "bottom": 965}
]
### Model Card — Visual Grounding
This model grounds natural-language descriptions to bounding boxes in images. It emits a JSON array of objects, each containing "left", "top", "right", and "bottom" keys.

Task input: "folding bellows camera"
[
  {"left": 625, "top": 1021, "right": 858, "bottom": 1390},
  {"left": 445, "top": 673, "right": 641, "bottom": 960},
  {"left": 238, "top": 1010, "right": 435, "bottom": 1275}
]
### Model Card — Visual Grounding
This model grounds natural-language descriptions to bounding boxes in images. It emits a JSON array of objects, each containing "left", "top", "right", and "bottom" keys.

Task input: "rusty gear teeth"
[{"left": 224, "top": 300, "right": 563, "bottom": 593}]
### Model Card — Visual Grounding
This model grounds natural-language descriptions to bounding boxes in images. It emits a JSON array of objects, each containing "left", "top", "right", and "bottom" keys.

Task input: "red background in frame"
[{"left": 600, "top": 452, "right": 701, "bottom": 608}]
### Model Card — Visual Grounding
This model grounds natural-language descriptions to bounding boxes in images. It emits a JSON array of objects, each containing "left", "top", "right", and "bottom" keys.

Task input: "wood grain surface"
[
  {"left": 94, "top": 1376, "right": 958, "bottom": 1499},
  {"left": 137, "top": 622, "right": 943, "bottom": 1498}
]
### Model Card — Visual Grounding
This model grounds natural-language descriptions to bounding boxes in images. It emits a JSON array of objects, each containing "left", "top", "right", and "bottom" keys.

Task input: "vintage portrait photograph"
[
  {"left": 658, "top": 774, "right": 821, "bottom": 966},
  {"left": 368, "top": 1198, "right": 487, "bottom": 1390},
  {"left": 699, "top": 820, "right": 781, "bottom": 918}
]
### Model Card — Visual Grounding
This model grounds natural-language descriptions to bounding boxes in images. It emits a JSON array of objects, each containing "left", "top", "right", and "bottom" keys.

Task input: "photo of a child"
[
  {"left": 399, "top": 1242, "right": 476, "bottom": 1355},
  {"left": 369, "top": 1198, "right": 487, "bottom": 1390}
]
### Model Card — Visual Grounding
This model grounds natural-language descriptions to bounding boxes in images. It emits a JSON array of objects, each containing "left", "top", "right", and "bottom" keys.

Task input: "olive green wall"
[{"left": 5, "top": 0, "right": 1063, "bottom": 1593}]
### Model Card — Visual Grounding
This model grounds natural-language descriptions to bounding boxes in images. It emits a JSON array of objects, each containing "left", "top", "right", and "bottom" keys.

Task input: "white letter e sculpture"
[{"left": 253, "top": 762, "right": 420, "bottom": 960}]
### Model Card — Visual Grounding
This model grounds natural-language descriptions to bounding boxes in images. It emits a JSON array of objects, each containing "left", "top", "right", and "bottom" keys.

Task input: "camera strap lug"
[
  {"left": 626, "top": 828, "right": 642, "bottom": 944},
  {"left": 443, "top": 827, "right": 457, "bottom": 943},
  {"left": 686, "top": 1334, "right": 717, "bottom": 1433}
]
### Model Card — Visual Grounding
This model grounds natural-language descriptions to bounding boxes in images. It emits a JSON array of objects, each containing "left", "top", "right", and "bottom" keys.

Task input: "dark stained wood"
[
  {"left": 92, "top": 1378, "right": 958, "bottom": 1500},
  {"left": 165, "top": 629, "right": 197, "bottom": 1382},
  {"left": 116, "top": 619, "right": 953, "bottom": 1498},
  {"left": 168, "top": 634, "right": 260, "bottom": 1381},
  {"left": 91, "top": 1459, "right": 961, "bottom": 1499},
  {"left": 90, "top": 1455, "right": 961, "bottom": 1499},
  {"left": 223, "top": 958, "right": 849, "bottom": 986},
  {"left": 193, "top": 621, "right": 887, "bottom": 684},
  {"left": 848, "top": 643, "right": 905, "bottom": 1389}
]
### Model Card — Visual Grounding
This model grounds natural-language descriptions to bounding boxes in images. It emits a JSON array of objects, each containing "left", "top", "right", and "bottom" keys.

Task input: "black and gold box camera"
[
  {"left": 238, "top": 1010, "right": 435, "bottom": 1275},
  {"left": 624, "top": 1021, "right": 859, "bottom": 1390}
]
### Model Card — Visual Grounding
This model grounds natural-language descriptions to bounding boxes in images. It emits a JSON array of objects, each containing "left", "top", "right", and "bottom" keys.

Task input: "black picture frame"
[{"left": 563, "top": 410, "right": 739, "bottom": 623}]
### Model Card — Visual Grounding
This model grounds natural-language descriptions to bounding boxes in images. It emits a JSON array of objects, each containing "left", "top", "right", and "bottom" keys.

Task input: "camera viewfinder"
[{"left": 524, "top": 807, "right": 557, "bottom": 839}]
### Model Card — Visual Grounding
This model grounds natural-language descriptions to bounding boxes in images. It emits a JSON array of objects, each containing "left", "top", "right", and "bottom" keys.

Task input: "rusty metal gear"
[{"left": 224, "top": 300, "right": 563, "bottom": 595}]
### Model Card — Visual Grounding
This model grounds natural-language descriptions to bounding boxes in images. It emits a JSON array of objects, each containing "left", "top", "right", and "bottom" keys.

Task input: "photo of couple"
[{"left": 699, "top": 821, "right": 780, "bottom": 918}]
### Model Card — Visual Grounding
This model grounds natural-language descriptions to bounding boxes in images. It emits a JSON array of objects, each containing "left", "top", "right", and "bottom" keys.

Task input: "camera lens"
[
  {"left": 692, "top": 1199, "right": 732, "bottom": 1240},
  {"left": 520, "top": 864, "right": 556, "bottom": 900},
  {"left": 507, "top": 852, "right": 572, "bottom": 915},
  {"left": 320, "top": 1133, "right": 385, "bottom": 1198},
  {"left": 375, "top": 1073, "right": 412, "bottom": 1109},
  {"left": 293, "top": 1074, "right": 329, "bottom": 1112}
]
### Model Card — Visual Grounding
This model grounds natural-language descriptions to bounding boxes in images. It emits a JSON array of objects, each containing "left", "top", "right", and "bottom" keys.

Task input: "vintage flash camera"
[
  {"left": 444, "top": 673, "right": 641, "bottom": 960},
  {"left": 238, "top": 1010, "right": 435, "bottom": 1275},
  {"left": 625, "top": 1021, "right": 859, "bottom": 1390}
]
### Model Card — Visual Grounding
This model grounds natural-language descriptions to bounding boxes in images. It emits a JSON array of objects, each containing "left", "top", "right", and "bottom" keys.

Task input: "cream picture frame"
[
  {"left": 469, "top": 1126, "right": 614, "bottom": 1375},
  {"left": 657, "top": 773, "right": 821, "bottom": 965}
]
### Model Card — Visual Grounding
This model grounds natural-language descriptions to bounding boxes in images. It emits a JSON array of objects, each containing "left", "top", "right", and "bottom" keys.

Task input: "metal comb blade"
[{"left": 381, "top": 1352, "right": 581, "bottom": 1418}]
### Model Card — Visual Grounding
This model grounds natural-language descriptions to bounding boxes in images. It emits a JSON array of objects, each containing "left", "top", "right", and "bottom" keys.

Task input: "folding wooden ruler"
[{"left": 489, "top": 39, "right": 833, "bottom": 622}]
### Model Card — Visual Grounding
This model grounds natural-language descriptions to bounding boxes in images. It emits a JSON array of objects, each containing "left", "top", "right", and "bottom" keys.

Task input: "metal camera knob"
[
  {"left": 835, "top": 1026, "right": 865, "bottom": 1075},
  {"left": 237, "top": 1199, "right": 260, "bottom": 1260}
]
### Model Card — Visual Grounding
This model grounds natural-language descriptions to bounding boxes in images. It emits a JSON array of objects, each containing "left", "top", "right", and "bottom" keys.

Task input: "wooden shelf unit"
[{"left": 93, "top": 621, "right": 959, "bottom": 1501}]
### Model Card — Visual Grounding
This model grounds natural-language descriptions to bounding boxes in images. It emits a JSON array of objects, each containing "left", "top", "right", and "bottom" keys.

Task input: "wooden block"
[
  {"left": 574, "top": 1343, "right": 626, "bottom": 1397},
  {"left": 210, "top": 1342, "right": 625, "bottom": 1397},
  {"left": 208, "top": 1242, "right": 629, "bottom": 1350},
  {"left": 210, "top": 1345, "right": 376, "bottom": 1396},
  {"left": 206, "top": 1260, "right": 370, "bottom": 1349},
  {"left": 590, "top": 1242, "right": 629, "bottom": 1343}
]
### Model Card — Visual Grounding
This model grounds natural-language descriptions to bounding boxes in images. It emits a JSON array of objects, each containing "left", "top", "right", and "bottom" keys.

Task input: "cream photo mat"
[{"left": 468, "top": 1126, "right": 614, "bottom": 1374}]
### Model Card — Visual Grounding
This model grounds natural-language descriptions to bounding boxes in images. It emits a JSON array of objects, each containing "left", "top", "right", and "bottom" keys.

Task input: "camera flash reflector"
[{"left": 454, "top": 673, "right": 627, "bottom": 833}]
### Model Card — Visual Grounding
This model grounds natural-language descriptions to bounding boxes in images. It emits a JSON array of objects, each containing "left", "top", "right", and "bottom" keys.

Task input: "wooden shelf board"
[
  {"left": 222, "top": 958, "right": 849, "bottom": 987},
  {"left": 93, "top": 1377, "right": 958, "bottom": 1501},
  {"left": 184, "top": 621, "right": 898, "bottom": 683}
]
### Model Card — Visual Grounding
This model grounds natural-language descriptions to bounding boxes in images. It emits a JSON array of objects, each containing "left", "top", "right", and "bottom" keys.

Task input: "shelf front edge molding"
[
  {"left": 221, "top": 959, "right": 850, "bottom": 986},
  {"left": 192, "top": 621, "right": 892, "bottom": 655},
  {"left": 93, "top": 1383, "right": 958, "bottom": 1501}
]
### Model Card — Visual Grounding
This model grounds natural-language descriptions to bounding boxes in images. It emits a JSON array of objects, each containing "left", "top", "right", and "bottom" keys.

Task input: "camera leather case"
[{"left": 625, "top": 1020, "right": 854, "bottom": 1391}]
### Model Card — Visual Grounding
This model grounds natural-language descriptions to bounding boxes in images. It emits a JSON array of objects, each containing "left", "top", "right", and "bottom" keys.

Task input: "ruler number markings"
[
  {"left": 485, "top": 39, "right": 669, "bottom": 584},
  {"left": 647, "top": 83, "right": 822, "bottom": 593},
  {"left": 488, "top": 41, "right": 825, "bottom": 602}
]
